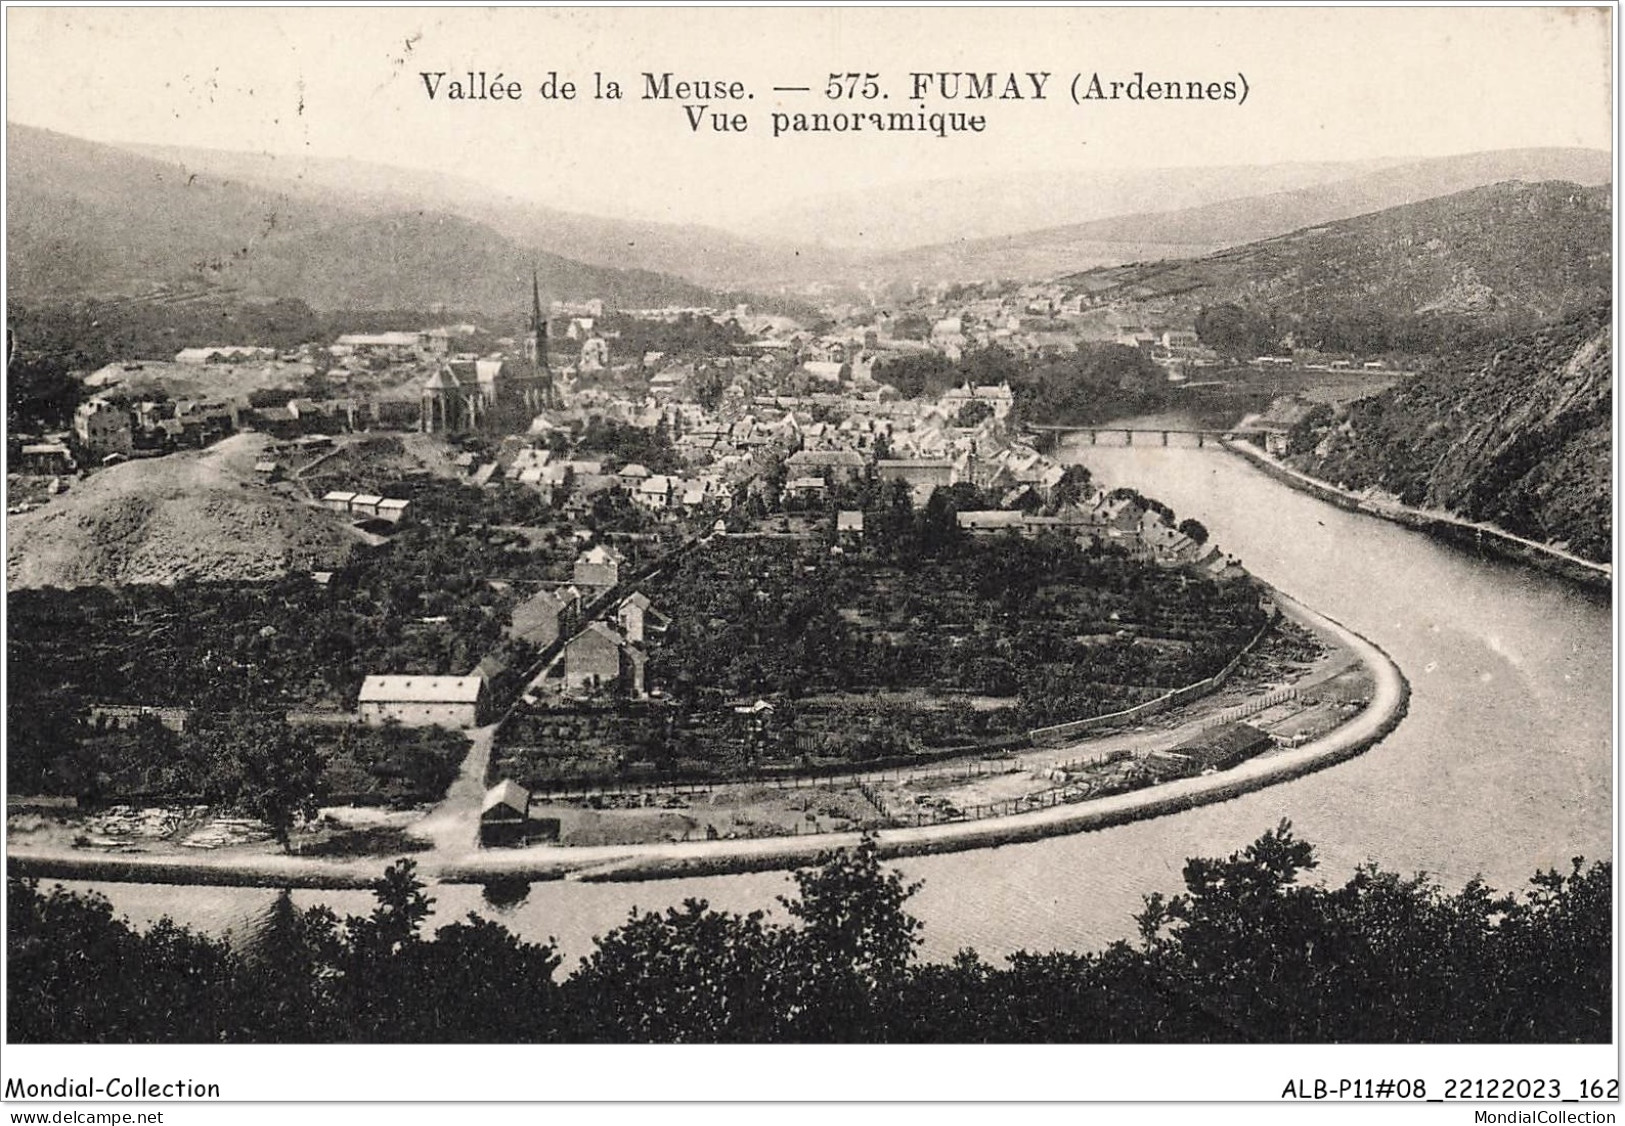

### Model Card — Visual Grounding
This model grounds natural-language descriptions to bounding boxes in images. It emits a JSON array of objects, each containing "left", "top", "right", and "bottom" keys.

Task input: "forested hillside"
[
  {"left": 1066, "top": 181, "right": 1610, "bottom": 355},
  {"left": 1285, "top": 303, "right": 1612, "bottom": 562}
]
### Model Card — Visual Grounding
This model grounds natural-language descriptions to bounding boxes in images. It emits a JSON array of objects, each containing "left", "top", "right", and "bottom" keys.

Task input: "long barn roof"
[{"left": 358, "top": 675, "right": 484, "bottom": 704}]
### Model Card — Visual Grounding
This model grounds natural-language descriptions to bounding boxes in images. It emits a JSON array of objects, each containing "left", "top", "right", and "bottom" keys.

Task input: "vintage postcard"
[{"left": 2, "top": 4, "right": 1616, "bottom": 1116}]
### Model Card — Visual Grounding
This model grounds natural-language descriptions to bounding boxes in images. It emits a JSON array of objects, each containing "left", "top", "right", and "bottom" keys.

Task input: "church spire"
[
  {"left": 527, "top": 268, "right": 549, "bottom": 370},
  {"left": 526, "top": 268, "right": 555, "bottom": 410}
]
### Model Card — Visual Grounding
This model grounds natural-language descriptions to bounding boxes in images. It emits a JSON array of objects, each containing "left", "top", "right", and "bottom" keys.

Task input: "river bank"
[
  {"left": 7, "top": 589, "right": 1408, "bottom": 889},
  {"left": 1223, "top": 440, "right": 1611, "bottom": 594}
]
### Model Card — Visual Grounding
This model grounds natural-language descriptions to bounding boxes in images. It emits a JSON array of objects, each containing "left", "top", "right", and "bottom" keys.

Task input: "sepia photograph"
[{"left": 1, "top": 3, "right": 1617, "bottom": 1112}]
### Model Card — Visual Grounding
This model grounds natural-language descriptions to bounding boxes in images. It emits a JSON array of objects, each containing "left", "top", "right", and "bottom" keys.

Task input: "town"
[
  {"left": 5, "top": 6, "right": 1611, "bottom": 1061},
  {"left": 9, "top": 268, "right": 1394, "bottom": 860}
]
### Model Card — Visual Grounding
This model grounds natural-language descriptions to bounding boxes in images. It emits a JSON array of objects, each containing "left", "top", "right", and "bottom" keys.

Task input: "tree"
[
  {"left": 762, "top": 458, "right": 788, "bottom": 513},
  {"left": 569, "top": 900, "right": 782, "bottom": 1042},
  {"left": 693, "top": 365, "right": 726, "bottom": 411},
  {"left": 891, "top": 312, "right": 933, "bottom": 342},
  {"left": 777, "top": 835, "right": 923, "bottom": 1040},
  {"left": 1195, "top": 303, "right": 1279, "bottom": 360},
  {"left": 1052, "top": 464, "right": 1093, "bottom": 509},
  {"left": 7, "top": 877, "right": 245, "bottom": 1043},
  {"left": 957, "top": 345, "right": 1021, "bottom": 388},
  {"left": 6, "top": 835, "right": 1615, "bottom": 1044},
  {"left": 233, "top": 718, "right": 328, "bottom": 850},
  {"left": 5, "top": 354, "right": 86, "bottom": 434},
  {"left": 400, "top": 913, "right": 563, "bottom": 1041},
  {"left": 241, "top": 890, "right": 339, "bottom": 1040},
  {"left": 873, "top": 351, "right": 954, "bottom": 397},
  {"left": 1288, "top": 402, "right": 1334, "bottom": 454},
  {"left": 1006, "top": 344, "right": 1167, "bottom": 427},
  {"left": 1176, "top": 518, "right": 1209, "bottom": 545},
  {"left": 917, "top": 488, "right": 961, "bottom": 557},
  {"left": 954, "top": 399, "right": 994, "bottom": 428},
  {"left": 360, "top": 858, "right": 433, "bottom": 954}
]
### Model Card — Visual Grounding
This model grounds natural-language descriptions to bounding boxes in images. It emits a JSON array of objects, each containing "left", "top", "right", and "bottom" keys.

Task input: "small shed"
[
  {"left": 1169, "top": 721, "right": 1273, "bottom": 772},
  {"left": 480, "top": 780, "right": 531, "bottom": 848},
  {"left": 375, "top": 498, "right": 411, "bottom": 524},
  {"left": 19, "top": 443, "right": 74, "bottom": 475}
]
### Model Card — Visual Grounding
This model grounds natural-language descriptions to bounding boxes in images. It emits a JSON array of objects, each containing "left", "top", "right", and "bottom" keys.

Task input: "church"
[{"left": 421, "top": 273, "right": 558, "bottom": 433}]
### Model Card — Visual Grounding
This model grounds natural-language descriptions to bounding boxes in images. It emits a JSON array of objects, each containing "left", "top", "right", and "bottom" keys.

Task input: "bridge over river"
[{"left": 1025, "top": 424, "right": 1274, "bottom": 448}]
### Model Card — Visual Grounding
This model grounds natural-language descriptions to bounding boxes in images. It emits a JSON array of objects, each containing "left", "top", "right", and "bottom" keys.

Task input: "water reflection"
[{"left": 480, "top": 878, "right": 533, "bottom": 912}]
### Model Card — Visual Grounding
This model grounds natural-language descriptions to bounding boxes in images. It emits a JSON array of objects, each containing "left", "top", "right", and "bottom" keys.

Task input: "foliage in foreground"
[{"left": 7, "top": 824, "right": 1611, "bottom": 1043}]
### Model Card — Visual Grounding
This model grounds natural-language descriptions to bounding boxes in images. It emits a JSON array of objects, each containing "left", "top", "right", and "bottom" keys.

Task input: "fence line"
[
  {"left": 523, "top": 754, "right": 1023, "bottom": 802},
  {"left": 1046, "top": 747, "right": 1133, "bottom": 775},
  {"left": 1027, "top": 608, "right": 1279, "bottom": 748},
  {"left": 1197, "top": 686, "right": 1298, "bottom": 730},
  {"left": 655, "top": 777, "right": 1106, "bottom": 840},
  {"left": 516, "top": 680, "right": 1300, "bottom": 804}
]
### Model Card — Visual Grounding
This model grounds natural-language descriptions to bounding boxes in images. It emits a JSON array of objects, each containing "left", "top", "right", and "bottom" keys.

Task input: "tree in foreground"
[
  {"left": 7, "top": 827, "right": 1611, "bottom": 1043},
  {"left": 776, "top": 835, "right": 923, "bottom": 1040}
]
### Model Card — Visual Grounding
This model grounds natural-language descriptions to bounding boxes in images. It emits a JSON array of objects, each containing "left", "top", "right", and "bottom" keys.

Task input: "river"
[{"left": 45, "top": 439, "right": 1613, "bottom": 966}]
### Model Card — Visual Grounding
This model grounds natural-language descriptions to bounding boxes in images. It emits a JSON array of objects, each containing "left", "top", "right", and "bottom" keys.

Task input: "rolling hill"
[
  {"left": 11, "top": 123, "right": 1615, "bottom": 301},
  {"left": 733, "top": 158, "right": 1406, "bottom": 252},
  {"left": 7, "top": 124, "right": 719, "bottom": 313},
  {"left": 869, "top": 148, "right": 1611, "bottom": 282},
  {"left": 1061, "top": 180, "right": 1611, "bottom": 337},
  {"left": 219, "top": 210, "right": 715, "bottom": 314},
  {"left": 120, "top": 141, "right": 857, "bottom": 291}
]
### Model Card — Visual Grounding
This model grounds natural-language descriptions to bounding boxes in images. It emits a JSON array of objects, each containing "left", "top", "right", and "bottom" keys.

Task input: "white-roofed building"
[
  {"left": 375, "top": 498, "right": 411, "bottom": 524},
  {"left": 358, "top": 675, "right": 488, "bottom": 728},
  {"left": 801, "top": 360, "right": 846, "bottom": 384},
  {"left": 480, "top": 779, "right": 531, "bottom": 847},
  {"left": 634, "top": 474, "right": 679, "bottom": 510},
  {"left": 335, "top": 332, "right": 421, "bottom": 362}
]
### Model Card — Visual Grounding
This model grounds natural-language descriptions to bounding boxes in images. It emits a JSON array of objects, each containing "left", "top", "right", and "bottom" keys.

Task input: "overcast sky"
[{"left": 5, "top": 6, "right": 1614, "bottom": 229}]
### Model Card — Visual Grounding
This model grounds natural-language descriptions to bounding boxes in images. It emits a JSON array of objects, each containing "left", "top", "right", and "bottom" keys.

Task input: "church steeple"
[
  {"left": 525, "top": 269, "right": 555, "bottom": 410},
  {"left": 530, "top": 271, "right": 548, "bottom": 366}
]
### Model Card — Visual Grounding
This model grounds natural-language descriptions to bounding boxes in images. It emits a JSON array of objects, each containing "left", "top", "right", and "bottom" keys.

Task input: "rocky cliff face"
[{"left": 1287, "top": 303, "right": 1612, "bottom": 563}]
